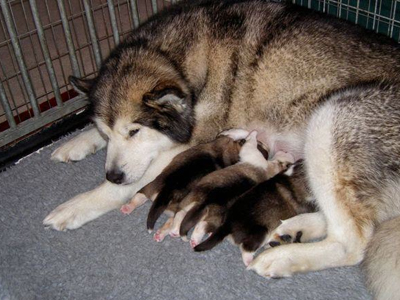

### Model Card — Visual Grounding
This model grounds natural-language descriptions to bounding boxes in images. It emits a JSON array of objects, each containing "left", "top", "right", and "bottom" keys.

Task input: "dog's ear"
[
  {"left": 143, "top": 84, "right": 187, "bottom": 113},
  {"left": 69, "top": 76, "right": 96, "bottom": 95}
]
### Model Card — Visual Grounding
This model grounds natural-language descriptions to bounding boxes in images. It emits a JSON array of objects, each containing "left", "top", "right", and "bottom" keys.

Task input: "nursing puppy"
[
  {"left": 145, "top": 130, "right": 273, "bottom": 242},
  {"left": 120, "top": 129, "right": 250, "bottom": 218},
  {"left": 178, "top": 131, "right": 295, "bottom": 245},
  {"left": 194, "top": 161, "right": 316, "bottom": 266}
]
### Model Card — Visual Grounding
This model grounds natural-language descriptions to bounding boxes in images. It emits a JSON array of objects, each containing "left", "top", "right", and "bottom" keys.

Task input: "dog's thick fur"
[{"left": 44, "top": 1, "right": 400, "bottom": 298}]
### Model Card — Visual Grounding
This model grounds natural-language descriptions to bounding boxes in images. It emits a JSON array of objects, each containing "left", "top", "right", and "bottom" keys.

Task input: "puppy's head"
[{"left": 238, "top": 131, "right": 269, "bottom": 167}]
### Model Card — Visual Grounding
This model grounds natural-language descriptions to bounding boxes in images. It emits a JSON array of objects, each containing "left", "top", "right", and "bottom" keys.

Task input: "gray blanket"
[{"left": 0, "top": 129, "right": 372, "bottom": 300}]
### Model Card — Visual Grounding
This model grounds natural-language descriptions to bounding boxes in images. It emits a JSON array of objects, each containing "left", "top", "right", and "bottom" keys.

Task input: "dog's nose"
[{"left": 106, "top": 170, "right": 125, "bottom": 184}]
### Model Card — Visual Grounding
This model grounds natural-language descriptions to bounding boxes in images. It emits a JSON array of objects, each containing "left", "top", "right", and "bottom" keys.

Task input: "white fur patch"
[
  {"left": 97, "top": 118, "right": 177, "bottom": 184},
  {"left": 51, "top": 127, "right": 107, "bottom": 162}
]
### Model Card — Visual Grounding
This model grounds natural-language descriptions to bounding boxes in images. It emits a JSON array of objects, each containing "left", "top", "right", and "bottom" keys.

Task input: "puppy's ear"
[
  {"left": 69, "top": 76, "right": 96, "bottom": 95},
  {"left": 143, "top": 84, "right": 187, "bottom": 113}
]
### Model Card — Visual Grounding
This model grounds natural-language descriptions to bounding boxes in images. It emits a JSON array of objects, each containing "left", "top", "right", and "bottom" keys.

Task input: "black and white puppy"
[
  {"left": 194, "top": 161, "right": 316, "bottom": 266},
  {"left": 177, "top": 132, "right": 294, "bottom": 247}
]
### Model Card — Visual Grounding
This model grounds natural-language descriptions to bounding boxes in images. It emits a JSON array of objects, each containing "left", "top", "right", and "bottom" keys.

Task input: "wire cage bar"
[{"left": 0, "top": 0, "right": 399, "bottom": 149}]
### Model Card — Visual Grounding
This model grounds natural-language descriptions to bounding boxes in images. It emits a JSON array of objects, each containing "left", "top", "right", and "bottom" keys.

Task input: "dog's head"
[{"left": 70, "top": 48, "right": 195, "bottom": 185}]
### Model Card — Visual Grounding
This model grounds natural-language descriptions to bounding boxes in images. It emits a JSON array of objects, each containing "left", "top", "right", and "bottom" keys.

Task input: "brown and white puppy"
[
  {"left": 120, "top": 129, "right": 251, "bottom": 217},
  {"left": 176, "top": 131, "right": 295, "bottom": 246},
  {"left": 143, "top": 130, "right": 270, "bottom": 242},
  {"left": 194, "top": 161, "right": 316, "bottom": 266}
]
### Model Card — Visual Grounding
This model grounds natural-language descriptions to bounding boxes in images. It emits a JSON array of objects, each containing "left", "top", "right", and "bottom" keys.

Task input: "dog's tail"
[
  {"left": 146, "top": 189, "right": 173, "bottom": 231},
  {"left": 194, "top": 223, "right": 231, "bottom": 252},
  {"left": 362, "top": 216, "right": 400, "bottom": 300},
  {"left": 179, "top": 203, "right": 206, "bottom": 237}
]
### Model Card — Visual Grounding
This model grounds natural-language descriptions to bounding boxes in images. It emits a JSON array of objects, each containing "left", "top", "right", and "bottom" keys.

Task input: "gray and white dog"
[{"left": 44, "top": 1, "right": 400, "bottom": 298}]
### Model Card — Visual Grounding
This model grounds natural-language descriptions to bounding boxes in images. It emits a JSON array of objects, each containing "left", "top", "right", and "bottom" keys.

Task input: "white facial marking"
[{"left": 97, "top": 118, "right": 176, "bottom": 184}]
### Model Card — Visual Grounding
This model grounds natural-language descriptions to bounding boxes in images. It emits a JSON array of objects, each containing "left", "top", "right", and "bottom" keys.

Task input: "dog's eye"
[{"left": 129, "top": 129, "right": 139, "bottom": 137}]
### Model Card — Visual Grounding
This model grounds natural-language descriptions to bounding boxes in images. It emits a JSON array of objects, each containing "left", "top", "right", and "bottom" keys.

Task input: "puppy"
[
  {"left": 121, "top": 129, "right": 250, "bottom": 214},
  {"left": 177, "top": 131, "right": 295, "bottom": 247},
  {"left": 144, "top": 130, "right": 271, "bottom": 242},
  {"left": 121, "top": 129, "right": 254, "bottom": 241},
  {"left": 194, "top": 161, "right": 316, "bottom": 266}
]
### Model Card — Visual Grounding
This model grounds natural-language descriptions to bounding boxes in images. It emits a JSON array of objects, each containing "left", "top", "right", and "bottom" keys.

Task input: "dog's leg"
[
  {"left": 267, "top": 212, "right": 327, "bottom": 246},
  {"left": 248, "top": 103, "right": 373, "bottom": 278},
  {"left": 44, "top": 145, "right": 189, "bottom": 231},
  {"left": 51, "top": 127, "right": 107, "bottom": 162},
  {"left": 153, "top": 217, "right": 174, "bottom": 242},
  {"left": 43, "top": 181, "right": 136, "bottom": 231},
  {"left": 190, "top": 221, "right": 208, "bottom": 248}
]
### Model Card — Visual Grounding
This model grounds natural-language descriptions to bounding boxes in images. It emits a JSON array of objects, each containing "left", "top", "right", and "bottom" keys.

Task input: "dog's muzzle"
[{"left": 106, "top": 170, "right": 125, "bottom": 185}]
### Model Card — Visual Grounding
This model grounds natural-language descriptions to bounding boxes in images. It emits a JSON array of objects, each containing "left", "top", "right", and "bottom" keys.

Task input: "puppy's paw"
[
  {"left": 120, "top": 204, "right": 134, "bottom": 215},
  {"left": 273, "top": 151, "right": 295, "bottom": 165},
  {"left": 241, "top": 251, "right": 254, "bottom": 267},
  {"left": 267, "top": 220, "right": 303, "bottom": 247},
  {"left": 169, "top": 231, "right": 180, "bottom": 238},
  {"left": 190, "top": 239, "right": 197, "bottom": 248},
  {"left": 154, "top": 230, "right": 166, "bottom": 243},
  {"left": 268, "top": 232, "right": 303, "bottom": 248}
]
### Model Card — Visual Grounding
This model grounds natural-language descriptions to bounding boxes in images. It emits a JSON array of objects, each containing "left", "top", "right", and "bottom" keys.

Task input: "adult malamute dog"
[{"left": 44, "top": 1, "right": 400, "bottom": 298}]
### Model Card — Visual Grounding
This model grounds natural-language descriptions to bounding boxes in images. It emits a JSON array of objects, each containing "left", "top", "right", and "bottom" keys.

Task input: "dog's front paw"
[
  {"left": 51, "top": 129, "right": 106, "bottom": 162},
  {"left": 43, "top": 196, "right": 91, "bottom": 231},
  {"left": 248, "top": 246, "right": 302, "bottom": 278}
]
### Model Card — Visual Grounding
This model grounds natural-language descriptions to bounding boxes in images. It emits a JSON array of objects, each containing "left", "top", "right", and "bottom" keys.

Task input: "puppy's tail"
[
  {"left": 146, "top": 189, "right": 173, "bottom": 231},
  {"left": 362, "top": 216, "right": 400, "bottom": 300},
  {"left": 179, "top": 203, "right": 206, "bottom": 237},
  {"left": 194, "top": 224, "right": 230, "bottom": 252}
]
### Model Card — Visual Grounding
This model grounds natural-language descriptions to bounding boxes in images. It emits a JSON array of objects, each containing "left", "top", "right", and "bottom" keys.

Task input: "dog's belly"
[{"left": 245, "top": 121, "right": 306, "bottom": 161}]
